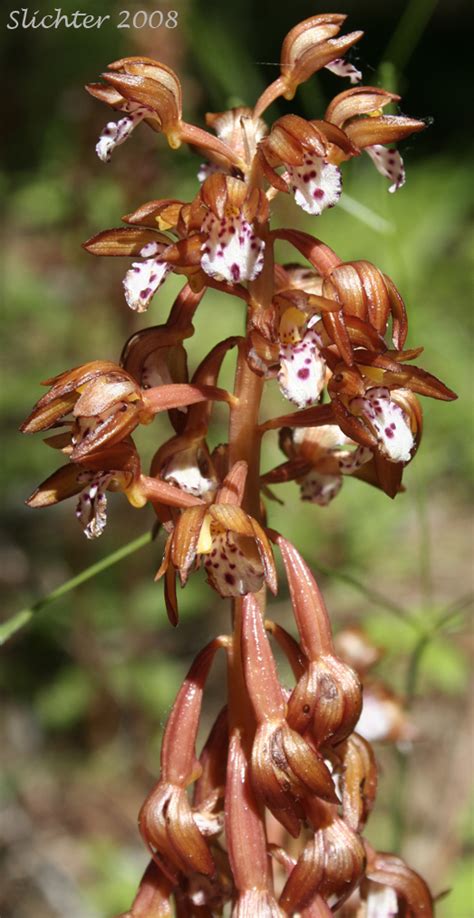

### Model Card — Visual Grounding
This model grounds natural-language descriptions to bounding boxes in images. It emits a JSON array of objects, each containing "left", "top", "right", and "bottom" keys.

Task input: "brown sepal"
[
  {"left": 365, "top": 849, "right": 434, "bottom": 916},
  {"left": 82, "top": 227, "right": 169, "bottom": 256}
]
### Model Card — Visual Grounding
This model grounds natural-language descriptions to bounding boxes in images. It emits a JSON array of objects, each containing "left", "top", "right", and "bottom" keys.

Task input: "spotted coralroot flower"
[
  {"left": 276, "top": 303, "right": 327, "bottom": 408},
  {"left": 339, "top": 844, "right": 434, "bottom": 917},
  {"left": 321, "top": 357, "right": 453, "bottom": 496},
  {"left": 156, "top": 462, "right": 277, "bottom": 617},
  {"left": 263, "top": 425, "right": 372, "bottom": 506},
  {"left": 83, "top": 205, "right": 184, "bottom": 313},
  {"left": 324, "top": 86, "right": 425, "bottom": 193},
  {"left": 20, "top": 361, "right": 153, "bottom": 459},
  {"left": 87, "top": 56, "right": 184, "bottom": 158},
  {"left": 25, "top": 441, "right": 144, "bottom": 540},
  {"left": 21, "top": 11, "right": 456, "bottom": 917},
  {"left": 335, "top": 628, "right": 416, "bottom": 745},
  {"left": 259, "top": 115, "right": 347, "bottom": 217}
]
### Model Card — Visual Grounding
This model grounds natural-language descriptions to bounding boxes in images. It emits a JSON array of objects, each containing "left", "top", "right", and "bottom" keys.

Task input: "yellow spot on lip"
[
  {"left": 368, "top": 108, "right": 384, "bottom": 118},
  {"left": 279, "top": 306, "right": 306, "bottom": 345}
]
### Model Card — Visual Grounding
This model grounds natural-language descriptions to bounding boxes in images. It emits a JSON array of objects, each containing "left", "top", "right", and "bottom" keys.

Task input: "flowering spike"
[{"left": 21, "top": 13, "right": 454, "bottom": 912}]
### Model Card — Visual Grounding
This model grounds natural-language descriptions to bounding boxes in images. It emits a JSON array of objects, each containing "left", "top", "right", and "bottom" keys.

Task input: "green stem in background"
[
  {"left": 390, "top": 628, "right": 432, "bottom": 854},
  {"left": 0, "top": 531, "right": 153, "bottom": 647},
  {"left": 313, "top": 560, "right": 414, "bottom": 627},
  {"left": 382, "top": 0, "right": 439, "bottom": 75},
  {"left": 390, "top": 590, "right": 473, "bottom": 853},
  {"left": 378, "top": 0, "right": 439, "bottom": 95},
  {"left": 414, "top": 480, "right": 434, "bottom": 609},
  {"left": 390, "top": 482, "right": 435, "bottom": 851}
]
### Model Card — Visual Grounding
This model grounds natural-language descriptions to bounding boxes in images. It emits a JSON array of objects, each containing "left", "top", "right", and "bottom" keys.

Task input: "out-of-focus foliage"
[{"left": 1, "top": 1, "right": 473, "bottom": 916}]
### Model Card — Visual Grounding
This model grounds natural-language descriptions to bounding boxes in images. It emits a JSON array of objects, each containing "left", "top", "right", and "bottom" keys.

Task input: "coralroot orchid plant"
[{"left": 21, "top": 14, "right": 456, "bottom": 917}]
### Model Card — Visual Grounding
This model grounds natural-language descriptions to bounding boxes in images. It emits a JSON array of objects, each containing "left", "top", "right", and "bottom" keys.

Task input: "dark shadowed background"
[{"left": 1, "top": 0, "right": 473, "bottom": 915}]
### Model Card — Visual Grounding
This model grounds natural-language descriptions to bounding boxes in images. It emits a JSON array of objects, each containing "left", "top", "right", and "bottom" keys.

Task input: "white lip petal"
[
  {"left": 366, "top": 882, "right": 399, "bottom": 918},
  {"left": 338, "top": 445, "right": 373, "bottom": 474},
  {"left": 76, "top": 472, "right": 113, "bottom": 539},
  {"left": 366, "top": 144, "right": 406, "bottom": 193},
  {"left": 325, "top": 57, "right": 362, "bottom": 84},
  {"left": 204, "top": 531, "right": 264, "bottom": 597},
  {"left": 278, "top": 329, "right": 326, "bottom": 408},
  {"left": 162, "top": 447, "right": 218, "bottom": 501},
  {"left": 123, "top": 256, "right": 171, "bottom": 312},
  {"left": 351, "top": 387, "right": 414, "bottom": 463},
  {"left": 200, "top": 212, "right": 265, "bottom": 284},
  {"left": 299, "top": 470, "right": 343, "bottom": 505},
  {"left": 287, "top": 154, "right": 342, "bottom": 215},
  {"left": 95, "top": 107, "right": 148, "bottom": 163}
]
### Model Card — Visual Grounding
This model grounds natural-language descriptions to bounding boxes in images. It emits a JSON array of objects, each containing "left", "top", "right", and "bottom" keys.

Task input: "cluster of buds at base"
[
  {"left": 118, "top": 552, "right": 430, "bottom": 915},
  {"left": 20, "top": 9, "right": 455, "bottom": 916}
]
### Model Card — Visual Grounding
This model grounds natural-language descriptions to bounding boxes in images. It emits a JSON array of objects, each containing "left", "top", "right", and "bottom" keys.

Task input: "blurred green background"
[{"left": 1, "top": 0, "right": 473, "bottom": 915}]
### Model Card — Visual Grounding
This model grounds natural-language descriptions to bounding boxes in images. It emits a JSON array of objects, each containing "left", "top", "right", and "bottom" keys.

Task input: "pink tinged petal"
[
  {"left": 351, "top": 387, "right": 414, "bottom": 463},
  {"left": 200, "top": 212, "right": 265, "bottom": 284},
  {"left": 366, "top": 882, "right": 399, "bottom": 918},
  {"left": 325, "top": 58, "right": 362, "bottom": 84},
  {"left": 123, "top": 256, "right": 171, "bottom": 312},
  {"left": 95, "top": 107, "right": 148, "bottom": 163},
  {"left": 337, "top": 445, "right": 373, "bottom": 474},
  {"left": 299, "top": 470, "right": 342, "bottom": 506},
  {"left": 286, "top": 154, "right": 342, "bottom": 216},
  {"left": 204, "top": 531, "right": 264, "bottom": 597},
  {"left": 75, "top": 471, "right": 113, "bottom": 539},
  {"left": 278, "top": 329, "right": 326, "bottom": 409},
  {"left": 366, "top": 145, "right": 406, "bottom": 193}
]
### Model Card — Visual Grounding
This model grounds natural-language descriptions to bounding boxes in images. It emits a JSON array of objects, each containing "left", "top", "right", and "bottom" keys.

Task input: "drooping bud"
[
  {"left": 330, "top": 733, "right": 378, "bottom": 832},
  {"left": 363, "top": 848, "right": 434, "bottom": 917},
  {"left": 278, "top": 15, "right": 363, "bottom": 102},
  {"left": 139, "top": 640, "right": 222, "bottom": 878},
  {"left": 280, "top": 798, "right": 366, "bottom": 912},
  {"left": 278, "top": 537, "right": 362, "bottom": 746},
  {"left": 241, "top": 594, "right": 338, "bottom": 837}
]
